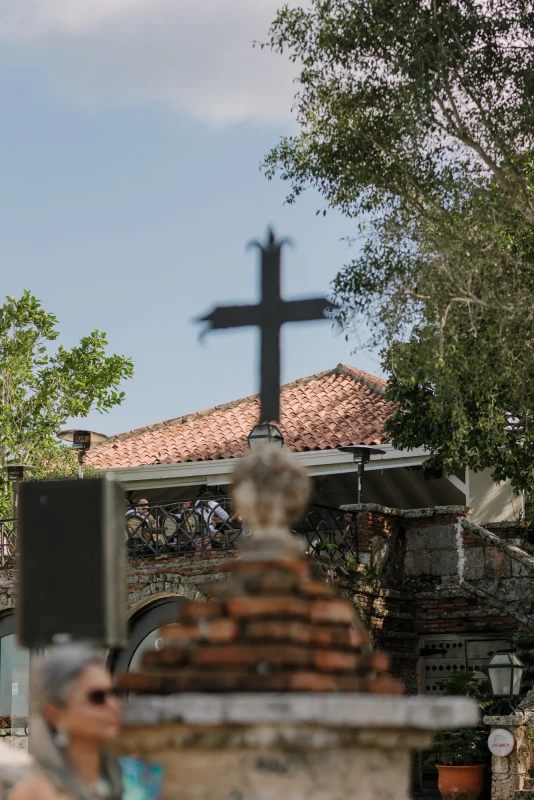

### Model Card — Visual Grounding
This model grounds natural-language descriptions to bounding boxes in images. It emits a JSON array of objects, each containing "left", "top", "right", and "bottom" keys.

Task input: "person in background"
[
  {"left": 10, "top": 644, "right": 123, "bottom": 800},
  {"left": 194, "top": 499, "right": 230, "bottom": 535},
  {"left": 126, "top": 499, "right": 156, "bottom": 528},
  {"left": 125, "top": 499, "right": 158, "bottom": 547},
  {"left": 193, "top": 498, "right": 242, "bottom": 549}
]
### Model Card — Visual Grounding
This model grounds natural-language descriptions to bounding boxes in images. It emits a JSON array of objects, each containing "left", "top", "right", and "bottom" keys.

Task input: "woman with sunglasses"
[{"left": 10, "top": 644, "right": 123, "bottom": 800}]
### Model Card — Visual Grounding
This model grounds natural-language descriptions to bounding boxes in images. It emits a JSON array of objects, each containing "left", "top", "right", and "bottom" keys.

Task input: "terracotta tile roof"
[{"left": 88, "top": 363, "right": 394, "bottom": 470}]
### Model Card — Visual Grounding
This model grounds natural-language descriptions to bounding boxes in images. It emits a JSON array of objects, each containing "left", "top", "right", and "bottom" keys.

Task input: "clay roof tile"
[{"left": 88, "top": 363, "right": 393, "bottom": 470}]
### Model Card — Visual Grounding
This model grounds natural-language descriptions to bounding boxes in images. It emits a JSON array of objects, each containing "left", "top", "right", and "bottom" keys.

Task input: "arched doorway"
[
  {"left": 110, "top": 596, "right": 187, "bottom": 674},
  {"left": 0, "top": 612, "right": 29, "bottom": 748}
]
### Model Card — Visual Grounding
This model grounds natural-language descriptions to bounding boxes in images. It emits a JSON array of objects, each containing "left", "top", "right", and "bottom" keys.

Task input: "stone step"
[{"left": 514, "top": 792, "right": 534, "bottom": 799}]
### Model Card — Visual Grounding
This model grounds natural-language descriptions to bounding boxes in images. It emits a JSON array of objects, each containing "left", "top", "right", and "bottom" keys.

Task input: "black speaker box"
[{"left": 18, "top": 476, "right": 127, "bottom": 649}]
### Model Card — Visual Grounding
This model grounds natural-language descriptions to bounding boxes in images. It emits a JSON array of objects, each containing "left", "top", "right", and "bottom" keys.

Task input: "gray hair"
[{"left": 33, "top": 644, "right": 106, "bottom": 709}]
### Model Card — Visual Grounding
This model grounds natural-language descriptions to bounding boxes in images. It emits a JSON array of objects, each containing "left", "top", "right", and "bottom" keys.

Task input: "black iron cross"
[{"left": 199, "top": 229, "right": 333, "bottom": 423}]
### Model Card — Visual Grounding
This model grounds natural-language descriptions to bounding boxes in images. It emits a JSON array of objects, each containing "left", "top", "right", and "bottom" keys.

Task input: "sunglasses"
[{"left": 87, "top": 688, "right": 120, "bottom": 706}]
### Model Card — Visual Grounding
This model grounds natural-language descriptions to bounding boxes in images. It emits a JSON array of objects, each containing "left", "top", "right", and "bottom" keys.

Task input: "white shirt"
[{"left": 194, "top": 500, "right": 230, "bottom": 533}]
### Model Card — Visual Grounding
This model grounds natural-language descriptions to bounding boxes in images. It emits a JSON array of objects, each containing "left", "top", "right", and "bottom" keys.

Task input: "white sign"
[{"left": 488, "top": 728, "right": 515, "bottom": 757}]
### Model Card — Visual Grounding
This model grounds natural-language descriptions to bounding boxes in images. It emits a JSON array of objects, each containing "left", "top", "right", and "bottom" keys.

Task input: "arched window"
[
  {"left": 0, "top": 613, "right": 29, "bottom": 743},
  {"left": 110, "top": 597, "right": 187, "bottom": 674}
]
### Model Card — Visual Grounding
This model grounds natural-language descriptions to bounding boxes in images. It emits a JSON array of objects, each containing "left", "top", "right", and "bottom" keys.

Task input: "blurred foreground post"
[{"left": 18, "top": 475, "right": 127, "bottom": 649}]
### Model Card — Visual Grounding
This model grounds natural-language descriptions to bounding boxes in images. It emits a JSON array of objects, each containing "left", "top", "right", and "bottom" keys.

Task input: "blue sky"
[{"left": 0, "top": 0, "right": 381, "bottom": 436}]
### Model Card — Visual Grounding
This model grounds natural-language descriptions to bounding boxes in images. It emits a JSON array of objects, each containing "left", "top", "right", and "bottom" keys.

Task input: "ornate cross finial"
[{"left": 199, "top": 229, "right": 334, "bottom": 423}]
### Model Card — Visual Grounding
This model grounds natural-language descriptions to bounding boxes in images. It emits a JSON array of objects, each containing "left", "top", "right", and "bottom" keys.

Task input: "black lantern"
[
  {"left": 338, "top": 445, "right": 386, "bottom": 503},
  {"left": 57, "top": 429, "right": 108, "bottom": 479},
  {"left": 247, "top": 423, "right": 284, "bottom": 450},
  {"left": 2, "top": 463, "right": 36, "bottom": 520},
  {"left": 486, "top": 650, "right": 525, "bottom": 702},
  {"left": 2, "top": 463, "right": 36, "bottom": 484}
]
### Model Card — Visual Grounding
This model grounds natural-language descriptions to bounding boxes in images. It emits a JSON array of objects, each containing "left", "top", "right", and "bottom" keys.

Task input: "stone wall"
[
  {"left": 459, "top": 521, "right": 534, "bottom": 627},
  {"left": 120, "top": 513, "right": 528, "bottom": 697},
  {"left": 352, "top": 504, "right": 534, "bottom": 631},
  {"left": 126, "top": 550, "right": 236, "bottom": 609},
  {"left": 336, "top": 503, "right": 530, "bottom": 694},
  {"left": 0, "top": 571, "right": 16, "bottom": 612},
  {"left": 342, "top": 503, "right": 470, "bottom": 584},
  {"left": 346, "top": 582, "right": 418, "bottom": 695},
  {"left": 483, "top": 714, "right": 534, "bottom": 800},
  {"left": 416, "top": 586, "right": 520, "bottom": 637},
  {"left": 404, "top": 517, "right": 462, "bottom": 581},
  {"left": 0, "top": 552, "right": 236, "bottom": 619},
  {"left": 0, "top": 506, "right": 528, "bottom": 700}
]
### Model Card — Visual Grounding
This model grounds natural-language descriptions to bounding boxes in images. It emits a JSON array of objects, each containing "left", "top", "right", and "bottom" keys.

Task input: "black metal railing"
[
  {"left": 125, "top": 498, "right": 242, "bottom": 556},
  {"left": 293, "top": 504, "right": 359, "bottom": 561},
  {"left": 0, "top": 502, "right": 359, "bottom": 565},
  {"left": 0, "top": 519, "right": 16, "bottom": 569}
]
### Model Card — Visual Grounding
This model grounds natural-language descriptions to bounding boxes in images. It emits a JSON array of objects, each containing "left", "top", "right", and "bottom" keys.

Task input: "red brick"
[
  {"left": 332, "top": 675, "right": 404, "bottom": 694},
  {"left": 245, "top": 571, "right": 299, "bottom": 594},
  {"left": 117, "top": 672, "right": 167, "bottom": 693},
  {"left": 119, "top": 670, "right": 241, "bottom": 694},
  {"left": 141, "top": 648, "right": 188, "bottom": 668},
  {"left": 246, "top": 620, "right": 312, "bottom": 644},
  {"left": 139, "top": 670, "right": 339, "bottom": 693},
  {"left": 313, "top": 650, "right": 357, "bottom": 673},
  {"left": 160, "top": 619, "right": 238, "bottom": 643},
  {"left": 179, "top": 601, "right": 223, "bottom": 621},
  {"left": 266, "top": 672, "right": 337, "bottom": 692},
  {"left": 174, "top": 670, "right": 336, "bottom": 693},
  {"left": 310, "top": 626, "right": 353, "bottom": 649},
  {"left": 349, "top": 625, "right": 369, "bottom": 649},
  {"left": 298, "top": 581, "right": 336, "bottom": 598},
  {"left": 192, "top": 644, "right": 311, "bottom": 667},
  {"left": 369, "top": 677, "right": 404, "bottom": 694},
  {"left": 226, "top": 596, "right": 311, "bottom": 619},
  {"left": 230, "top": 558, "right": 310, "bottom": 576},
  {"left": 170, "top": 671, "right": 246, "bottom": 692},
  {"left": 156, "top": 564, "right": 227, "bottom": 575},
  {"left": 357, "top": 651, "right": 390, "bottom": 675},
  {"left": 310, "top": 599, "right": 354, "bottom": 625}
]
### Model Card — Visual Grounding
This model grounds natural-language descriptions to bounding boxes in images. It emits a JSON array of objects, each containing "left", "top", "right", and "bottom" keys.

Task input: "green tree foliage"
[
  {"left": 262, "top": 0, "right": 534, "bottom": 489},
  {"left": 0, "top": 292, "right": 133, "bottom": 516}
]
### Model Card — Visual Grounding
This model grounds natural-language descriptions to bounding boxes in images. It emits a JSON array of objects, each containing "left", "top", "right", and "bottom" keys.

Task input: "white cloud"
[{"left": 0, "top": 0, "right": 302, "bottom": 125}]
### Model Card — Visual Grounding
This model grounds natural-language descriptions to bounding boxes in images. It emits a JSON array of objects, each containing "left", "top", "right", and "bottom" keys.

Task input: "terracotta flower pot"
[{"left": 437, "top": 764, "right": 486, "bottom": 800}]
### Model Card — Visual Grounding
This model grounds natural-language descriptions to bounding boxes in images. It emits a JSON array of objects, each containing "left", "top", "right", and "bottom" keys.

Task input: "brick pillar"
[
  {"left": 118, "top": 449, "right": 479, "bottom": 800},
  {"left": 116, "top": 694, "right": 478, "bottom": 800}
]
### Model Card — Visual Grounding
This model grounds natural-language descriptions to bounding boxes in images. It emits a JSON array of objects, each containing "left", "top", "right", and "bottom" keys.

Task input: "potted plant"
[
  {"left": 433, "top": 728, "right": 488, "bottom": 800},
  {"left": 431, "top": 672, "right": 492, "bottom": 800}
]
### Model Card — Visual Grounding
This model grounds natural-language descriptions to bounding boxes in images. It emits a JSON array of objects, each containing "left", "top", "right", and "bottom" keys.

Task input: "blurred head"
[
  {"left": 137, "top": 499, "right": 149, "bottom": 513},
  {"left": 35, "top": 644, "right": 121, "bottom": 746}
]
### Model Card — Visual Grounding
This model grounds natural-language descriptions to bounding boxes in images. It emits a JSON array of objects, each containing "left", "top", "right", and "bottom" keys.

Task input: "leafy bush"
[
  {"left": 432, "top": 728, "right": 489, "bottom": 767},
  {"left": 430, "top": 672, "right": 491, "bottom": 767}
]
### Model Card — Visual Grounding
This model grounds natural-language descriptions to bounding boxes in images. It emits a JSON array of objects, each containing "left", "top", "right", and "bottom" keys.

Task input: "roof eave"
[{"left": 99, "top": 444, "right": 430, "bottom": 491}]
